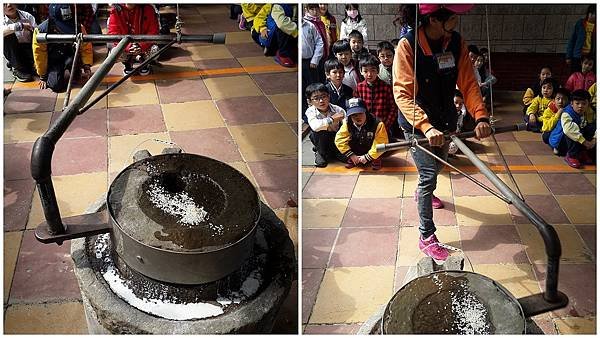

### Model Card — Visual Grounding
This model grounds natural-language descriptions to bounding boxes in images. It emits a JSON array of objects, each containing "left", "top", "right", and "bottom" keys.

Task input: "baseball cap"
[
  {"left": 49, "top": 4, "right": 76, "bottom": 34},
  {"left": 419, "top": 4, "right": 474, "bottom": 15},
  {"left": 345, "top": 97, "right": 367, "bottom": 117}
]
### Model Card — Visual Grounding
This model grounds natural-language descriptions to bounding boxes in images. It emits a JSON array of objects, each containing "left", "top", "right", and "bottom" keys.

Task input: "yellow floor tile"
[
  {"left": 275, "top": 207, "right": 298, "bottom": 251},
  {"left": 513, "top": 131, "right": 543, "bottom": 141},
  {"left": 403, "top": 173, "right": 452, "bottom": 197},
  {"left": 108, "top": 81, "right": 159, "bottom": 108},
  {"left": 203, "top": 75, "right": 263, "bottom": 100},
  {"left": 27, "top": 172, "right": 108, "bottom": 229},
  {"left": 554, "top": 316, "right": 596, "bottom": 334},
  {"left": 55, "top": 86, "right": 108, "bottom": 111},
  {"left": 309, "top": 266, "right": 395, "bottom": 324},
  {"left": 454, "top": 196, "right": 513, "bottom": 226},
  {"left": 187, "top": 45, "right": 234, "bottom": 60},
  {"left": 554, "top": 195, "right": 596, "bottom": 224},
  {"left": 4, "top": 231, "right": 23, "bottom": 304},
  {"left": 226, "top": 161, "right": 259, "bottom": 189},
  {"left": 584, "top": 173, "right": 596, "bottom": 186},
  {"left": 4, "top": 112, "right": 52, "bottom": 143},
  {"left": 161, "top": 100, "right": 224, "bottom": 131},
  {"left": 229, "top": 123, "right": 297, "bottom": 162},
  {"left": 477, "top": 140, "right": 503, "bottom": 155},
  {"left": 472, "top": 263, "right": 541, "bottom": 298},
  {"left": 527, "top": 155, "right": 578, "bottom": 172},
  {"left": 516, "top": 224, "right": 593, "bottom": 264},
  {"left": 153, "top": 61, "right": 197, "bottom": 74},
  {"left": 352, "top": 173, "right": 404, "bottom": 198},
  {"left": 108, "top": 132, "right": 171, "bottom": 173},
  {"left": 496, "top": 173, "right": 550, "bottom": 195},
  {"left": 396, "top": 226, "right": 461, "bottom": 266},
  {"left": 302, "top": 199, "right": 348, "bottom": 228},
  {"left": 225, "top": 31, "right": 254, "bottom": 44},
  {"left": 495, "top": 141, "right": 525, "bottom": 156},
  {"left": 4, "top": 302, "right": 87, "bottom": 334},
  {"left": 268, "top": 94, "right": 298, "bottom": 123}
]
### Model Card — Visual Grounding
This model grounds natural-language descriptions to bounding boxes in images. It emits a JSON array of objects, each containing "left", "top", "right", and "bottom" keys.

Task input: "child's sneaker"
[
  {"left": 371, "top": 158, "right": 382, "bottom": 170},
  {"left": 315, "top": 152, "right": 327, "bottom": 168},
  {"left": 552, "top": 148, "right": 559, "bottom": 155},
  {"left": 138, "top": 65, "right": 151, "bottom": 76},
  {"left": 274, "top": 52, "right": 295, "bottom": 68},
  {"left": 448, "top": 141, "right": 458, "bottom": 155},
  {"left": 123, "top": 62, "right": 134, "bottom": 76},
  {"left": 238, "top": 14, "right": 247, "bottom": 30},
  {"left": 414, "top": 190, "right": 444, "bottom": 209},
  {"left": 12, "top": 69, "right": 33, "bottom": 82},
  {"left": 419, "top": 234, "right": 449, "bottom": 263},
  {"left": 564, "top": 155, "right": 581, "bottom": 168}
]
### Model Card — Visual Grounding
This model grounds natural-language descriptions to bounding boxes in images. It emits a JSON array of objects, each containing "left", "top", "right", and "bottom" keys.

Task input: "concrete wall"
[{"left": 326, "top": 4, "right": 591, "bottom": 54}]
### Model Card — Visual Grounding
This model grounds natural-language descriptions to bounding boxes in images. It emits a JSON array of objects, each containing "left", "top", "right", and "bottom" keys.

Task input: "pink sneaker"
[
  {"left": 419, "top": 234, "right": 449, "bottom": 263},
  {"left": 414, "top": 190, "right": 445, "bottom": 209}
]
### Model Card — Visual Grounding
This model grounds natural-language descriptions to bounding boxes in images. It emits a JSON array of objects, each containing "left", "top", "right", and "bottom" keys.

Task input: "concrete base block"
[{"left": 71, "top": 202, "right": 296, "bottom": 334}]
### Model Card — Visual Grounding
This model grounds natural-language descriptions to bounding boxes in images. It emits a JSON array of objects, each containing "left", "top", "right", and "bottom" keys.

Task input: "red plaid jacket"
[{"left": 354, "top": 78, "right": 398, "bottom": 131}]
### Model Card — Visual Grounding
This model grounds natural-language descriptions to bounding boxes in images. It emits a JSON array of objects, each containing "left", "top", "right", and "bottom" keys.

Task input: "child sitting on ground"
[
  {"left": 377, "top": 41, "right": 395, "bottom": 86},
  {"left": 565, "top": 55, "right": 596, "bottom": 92},
  {"left": 324, "top": 58, "right": 353, "bottom": 111},
  {"left": 339, "top": 4, "right": 367, "bottom": 44},
  {"left": 354, "top": 54, "right": 397, "bottom": 138},
  {"left": 525, "top": 78, "right": 555, "bottom": 132},
  {"left": 335, "top": 97, "right": 389, "bottom": 170},
  {"left": 305, "top": 83, "right": 346, "bottom": 168},
  {"left": 523, "top": 66, "right": 553, "bottom": 113},
  {"left": 448, "top": 90, "right": 476, "bottom": 155},
  {"left": 332, "top": 39, "right": 362, "bottom": 91},
  {"left": 541, "top": 88, "right": 570, "bottom": 154},
  {"left": 549, "top": 89, "right": 596, "bottom": 168},
  {"left": 348, "top": 29, "right": 370, "bottom": 63}
]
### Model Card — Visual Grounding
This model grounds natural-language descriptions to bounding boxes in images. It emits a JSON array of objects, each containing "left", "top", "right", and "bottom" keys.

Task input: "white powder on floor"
[
  {"left": 147, "top": 181, "right": 208, "bottom": 226},
  {"left": 102, "top": 266, "right": 224, "bottom": 320}
]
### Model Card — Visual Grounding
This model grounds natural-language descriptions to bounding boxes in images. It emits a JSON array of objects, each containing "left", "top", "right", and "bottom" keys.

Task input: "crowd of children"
[{"left": 521, "top": 57, "right": 597, "bottom": 168}]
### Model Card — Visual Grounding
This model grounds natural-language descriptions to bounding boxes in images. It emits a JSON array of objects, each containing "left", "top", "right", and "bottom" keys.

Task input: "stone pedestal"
[{"left": 71, "top": 203, "right": 296, "bottom": 334}]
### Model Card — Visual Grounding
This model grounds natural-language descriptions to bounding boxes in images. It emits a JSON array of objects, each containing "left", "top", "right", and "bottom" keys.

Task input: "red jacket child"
[{"left": 108, "top": 4, "right": 159, "bottom": 54}]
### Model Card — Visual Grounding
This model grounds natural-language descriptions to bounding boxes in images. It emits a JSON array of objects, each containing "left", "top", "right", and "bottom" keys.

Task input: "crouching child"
[{"left": 335, "top": 97, "right": 389, "bottom": 170}]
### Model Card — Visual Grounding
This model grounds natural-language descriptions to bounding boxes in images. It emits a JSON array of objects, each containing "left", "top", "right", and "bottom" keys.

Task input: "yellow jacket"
[
  {"left": 251, "top": 4, "right": 272, "bottom": 34},
  {"left": 589, "top": 82, "right": 596, "bottom": 111},
  {"left": 241, "top": 4, "right": 264, "bottom": 22},
  {"left": 32, "top": 23, "right": 93, "bottom": 79},
  {"left": 540, "top": 105, "right": 562, "bottom": 132},
  {"left": 335, "top": 116, "right": 388, "bottom": 161},
  {"left": 526, "top": 96, "right": 552, "bottom": 120}
]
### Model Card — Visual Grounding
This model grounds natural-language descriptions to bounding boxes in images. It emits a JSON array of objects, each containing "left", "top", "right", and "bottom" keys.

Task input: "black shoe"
[
  {"left": 315, "top": 152, "right": 328, "bottom": 168},
  {"left": 12, "top": 69, "right": 33, "bottom": 82},
  {"left": 123, "top": 62, "right": 134, "bottom": 76}
]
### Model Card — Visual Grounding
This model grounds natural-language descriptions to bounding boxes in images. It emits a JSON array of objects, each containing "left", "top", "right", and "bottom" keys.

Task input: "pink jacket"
[{"left": 565, "top": 71, "right": 596, "bottom": 92}]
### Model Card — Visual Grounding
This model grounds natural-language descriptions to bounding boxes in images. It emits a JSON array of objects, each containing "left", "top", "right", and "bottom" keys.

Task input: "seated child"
[
  {"left": 348, "top": 29, "right": 370, "bottom": 63},
  {"left": 541, "top": 87, "right": 570, "bottom": 154},
  {"left": 473, "top": 53, "right": 497, "bottom": 104},
  {"left": 252, "top": 4, "right": 297, "bottom": 67},
  {"left": 548, "top": 89, "right": 596, "bottom": 168},
  {"left": 565, "top": 55, "right": 596, "bottom": 92},
  {"left": 448, "top": 90, "right": 475, "bottom": 155},
  {"left": 324, "top": 58, "right": 353, "bottom": 111},
  {"left": 377, "top": 41, "right": 394, "bottom": 85},
  {"left": 523, "top": 66, "right": 553, "bottom": 113},
  {"left": 332, "top": 39, "right": 362, "bottom": 91},
  {"left": 305, "top": 83, "right": 346, "bottom": 167},
  {"left": 525, "top": 78, "right": 555, "bottom": 132},
  {"left": 335, "top": 97, "right": 389, "bottom": 170},
  {"left": 3, "top": 4, "right": 37, "bottom": 82},
  {"left": 354, "top": 55, "right": 397, "bottom": 137}
]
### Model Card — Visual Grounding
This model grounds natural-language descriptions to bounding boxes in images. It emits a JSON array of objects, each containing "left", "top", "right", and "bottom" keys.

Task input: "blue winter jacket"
[{"left": 566, "top": 18, "right": 596, "bottom": 60}]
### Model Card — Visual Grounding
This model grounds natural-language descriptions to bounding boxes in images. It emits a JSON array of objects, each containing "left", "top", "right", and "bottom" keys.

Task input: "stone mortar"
[{"left": 71, "top": 202, "right": 296, "bottom": 334}]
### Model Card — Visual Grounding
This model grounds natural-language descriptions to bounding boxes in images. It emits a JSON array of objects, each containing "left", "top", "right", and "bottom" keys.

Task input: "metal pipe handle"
[
  {"left": 376, "top": 123, "right": 527, "bottom": 153},
  {"left": 36, "top": 33, "right": 226, "bottom": 44},
  {"left": 450, "top": 136, "right": 563, "bottom": 303}
]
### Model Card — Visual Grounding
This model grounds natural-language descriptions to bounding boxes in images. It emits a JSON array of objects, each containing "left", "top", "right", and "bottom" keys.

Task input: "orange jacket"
[{"left": 393, "top": 26, "right": 488, "bottom": 134}]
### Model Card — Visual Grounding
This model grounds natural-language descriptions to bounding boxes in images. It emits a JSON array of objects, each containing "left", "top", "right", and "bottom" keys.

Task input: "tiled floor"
[
  {"left": 3, "top": 5, "right": 297, "bottom": 334},
  {"left": 301, "top": 92, "right": 596, "bottom": 334}
]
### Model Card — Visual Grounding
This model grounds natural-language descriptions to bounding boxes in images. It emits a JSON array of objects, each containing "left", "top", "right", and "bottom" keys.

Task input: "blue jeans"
[{"left": 404, "top": 130, "right": 449, "bottom": 238}]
